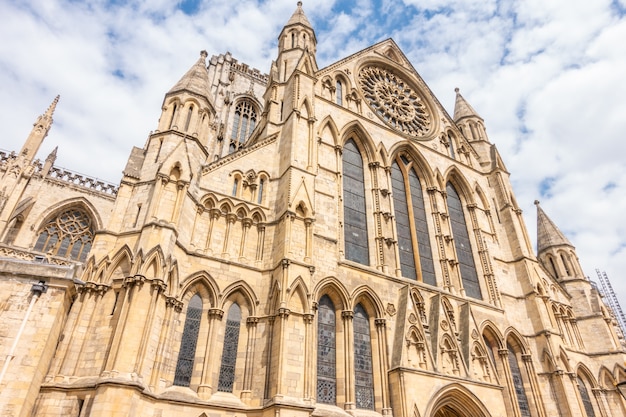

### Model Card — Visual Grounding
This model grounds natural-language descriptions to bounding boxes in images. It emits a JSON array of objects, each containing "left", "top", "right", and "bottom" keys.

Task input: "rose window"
[{"left": 358, "top": 65, "right": 431, "bottom": 137}]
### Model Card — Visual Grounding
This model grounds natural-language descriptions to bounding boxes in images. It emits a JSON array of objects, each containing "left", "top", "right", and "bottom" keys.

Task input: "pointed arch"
[
  {"left": 32, "top": 198, "right": 102, "bottom": 261},
  {"left": 106, "top": 245, "right": 134, "bottom": 281},
  {"left": 444, "top": 168, "right": 476, "bottom": 206},
  {"left": 140, "top": 246, "right": 165, "bottom": 279},
  {"left": 427, "top": 383, "right": 491, "bottom": 417},
  {"left": 351, "top": 285, "right": 385, "bottom": 318},
  {"left": 178, "top": 271, "right": 218, "bottom": 304},
  {"left": 598, "top": 366, "right": 616, "bottom": 390},
  {"left": 299, "top": 97, "right": 312, "bottom": 119},
  {"left": 388, "top": 145, "right": 436, "bottom": 188},
  {"left": 287, "top": 276, "right": 309, "bottom": 313},
  {"left": 220, "top": 280, "right": 258, "bottom": 316},
  {"left": 313, "top": 277, "right": 350, "bottom": 311},
  {"left": 317, "top": 116, "right": 340, "bottom": 147},
  {"left": 340, "top": 121, "right": 377, "bottom": 161}
]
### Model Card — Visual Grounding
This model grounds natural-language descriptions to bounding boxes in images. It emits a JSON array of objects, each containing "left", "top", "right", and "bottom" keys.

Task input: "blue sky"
[{"left": 1, "top": 0, "right": 626, "bottom": 310}]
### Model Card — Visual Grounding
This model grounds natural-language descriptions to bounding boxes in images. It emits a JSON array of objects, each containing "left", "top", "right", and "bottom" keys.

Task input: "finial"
[
  {"left": 534, "top": 200, "right": 540, "bottom": 206},
  {"left": 46, "top": 95, "right": 60, "bottom": 116},
  {"left": 454, "top": 87, "right": 460, "bottom": 94},
  {"left": 200, "top": 50, "right": 208, "bottom": 59},
  {"left": 297, "top": 1, "right": 303, "bottom": 6}
]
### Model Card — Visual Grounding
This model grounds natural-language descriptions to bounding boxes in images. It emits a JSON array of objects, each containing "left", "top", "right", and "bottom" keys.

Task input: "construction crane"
[{"left": 595, "top": 269, "right": 626, "bottom": 336}]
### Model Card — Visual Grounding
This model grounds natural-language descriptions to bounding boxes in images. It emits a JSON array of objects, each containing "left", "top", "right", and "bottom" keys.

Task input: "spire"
[
  {"left": 19, "top": 95, "right": 59, "bottom": 162},
  {"left": 46, "top": 146, "right": 58, "bottom": 162},
  {"left": 167, "top": 50, "right": 214, "bottom": 106},
  {"left": 453, "top": 88, "right": 482, "bottom": 122},
  {"left": 286, "top": 1, "right": 312, "bottom": 29},
  {"left": 535, "top": 200, "right": 574, "bottom": 253}
]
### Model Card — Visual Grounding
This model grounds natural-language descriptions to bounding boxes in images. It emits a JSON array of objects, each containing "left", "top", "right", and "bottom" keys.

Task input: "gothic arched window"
[
  {"left": 317, "top": 295, "right": 336, "bottom": 404},
  {"left": 577, "top": 376, "right": 596, "bottom": 417},
  {"left": 173, "top": 294, "right": 202, "bottom": 387},
  {"left": 218, "top": 303, "right": 242, "bottom": 392},
  {"left": 184, "top": 104, "right": 193, "bottom": 132},
  {"left": 258, "top": 178, "right": 265, "bottom": 204},
  {"left": 507, "top": 343, "right": 531, "bottom": 417},
  {"left": 448, "top": 133, "right": 456, "bottom": 159},
  {"left": 336, "top": 80, "right": 343, "bottom": 106},
  {"left": 342, "top": 140, "right": 369, "bottom": 265},
  {"left": 446, "top": 183, "right": 481, "bottom": 299},
  {"left": 33, "top": 207, "right": 94, "bottom": 262},
  {"left": 391, "top": 156, "right": 435, "bottom": 284},
  {"left": 353, "top": 304, "right": 374, "bottom": 410},
  {"left": 230, "top": 100, "right": 257, "bottom": 153}
]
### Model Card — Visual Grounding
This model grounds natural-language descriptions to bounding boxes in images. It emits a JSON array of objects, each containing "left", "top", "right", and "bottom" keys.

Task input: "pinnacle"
[
  {"left": 453, "top": 88, "right": 482, "bottom": 122},
  {"left": 167, "top": 51, "right": 214, "bottom": 107},
  {"left": 46, "top": 95, "right": 60, "bottom": 117},
  {"left": 535, "top": 200, "right": 574, "bottom": 254},
  {"left": 286, "top": 1, "right": 312, "bottom": 28}
]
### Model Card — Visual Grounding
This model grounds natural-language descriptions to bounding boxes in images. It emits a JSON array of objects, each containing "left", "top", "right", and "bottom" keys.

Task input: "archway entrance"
[
  {"left": 433, "top": 405, "right": 465, "bottom": 417},
  {"left": 428, "top": 384, "right": 491, "bottom": 417}
]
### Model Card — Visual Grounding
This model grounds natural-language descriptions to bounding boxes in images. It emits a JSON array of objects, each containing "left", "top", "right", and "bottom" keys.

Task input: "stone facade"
[{"left": 0, "top": 4, "right": 625, "bottom": 417}]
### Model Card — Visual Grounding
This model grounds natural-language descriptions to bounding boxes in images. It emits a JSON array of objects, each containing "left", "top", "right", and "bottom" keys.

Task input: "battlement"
[{"left": 0, "top": 149, "right": 119, "bottom": 196}]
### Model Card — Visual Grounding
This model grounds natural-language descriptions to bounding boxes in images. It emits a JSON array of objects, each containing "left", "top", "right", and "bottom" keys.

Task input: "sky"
[{"left": 1, "top": 0, "right": 626, "bottom": 314}]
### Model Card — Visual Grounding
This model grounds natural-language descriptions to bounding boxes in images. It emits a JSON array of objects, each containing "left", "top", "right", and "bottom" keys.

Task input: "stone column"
[
  {"left": 375, "top": 318, "right": 392, "bottom": 414},
  {"left": 343, "top": 310, "right": 355, "bottom": 409},
  {"left": 241, "top": 316, "right": 259, "bottom": 402},
  {"left": 198, "top": 308, "right": 224, "bottom": 399}
]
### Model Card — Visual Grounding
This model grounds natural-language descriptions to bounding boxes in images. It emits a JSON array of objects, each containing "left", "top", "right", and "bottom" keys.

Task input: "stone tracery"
[{"left": 358, "top": 65, "right": 431, "bottom": 137}]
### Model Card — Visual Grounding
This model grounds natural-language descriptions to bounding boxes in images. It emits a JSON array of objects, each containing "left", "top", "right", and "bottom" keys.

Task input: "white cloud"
[{"left": 1, "top": 0, "right": 626, "bottom": 311}]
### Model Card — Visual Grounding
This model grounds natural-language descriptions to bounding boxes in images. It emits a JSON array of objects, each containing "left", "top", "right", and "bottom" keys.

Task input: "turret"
[
  {"left": 19, "top": 95, "right": 59, "bottom": 162},
  {"left": 157, "top": 50, "right": 215, "bottom": 144},
  {"left": 275, "top": 2, "right": 317, "bottom": 82},
  {"left": 535, "top": 200, "right": 584, "bottom": 280},
  {"left": 453, "top": 88, "right": 488, "bottom": 143}
]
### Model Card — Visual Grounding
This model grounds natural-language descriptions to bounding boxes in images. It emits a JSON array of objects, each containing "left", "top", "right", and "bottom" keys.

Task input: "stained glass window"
[
  {"left": 230, "top": 101, "right": 257, "bottom": 153},
  {"left": 577, "top": 377, "right": 596, "bottom": 417},
  {"left": 173, "top": 294, "right": 202, "bottom": 387},
  {"left": 317, "top": 295, "right": 336, "bottom": 404},
  {"left": 507, "top": 344, "right": 531, "bottom": 417},
  {"left": 391, "top": 158, "right": 435, "bottom": 284},
  {"left": 446, "top": 183, "right": 481, "bottom": 299},
  {"left": 343, "top": 140, "right": 369, "bottom": 265},
  {"left": 354, "top": 304, "right": 374, "bottom": 410},
  {"left": 218, "top": 303, "right": 242, "bottom": 392},
  {"left": 34, "top": 208, "right": 94, "bottom": 262}
]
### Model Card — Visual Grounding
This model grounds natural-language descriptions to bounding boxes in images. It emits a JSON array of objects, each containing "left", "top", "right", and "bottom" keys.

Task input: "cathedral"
[{"left": 1, "top": 3, "right": 625, "bottom": 417}]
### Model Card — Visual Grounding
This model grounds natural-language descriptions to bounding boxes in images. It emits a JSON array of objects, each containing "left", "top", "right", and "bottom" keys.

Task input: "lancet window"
[
  {"left": 342, "top": 139, "right": 369, "bottom": 265},
  {"left": 317, "top": 295, "right": 337, "bottom": 404},
  {"left": 446, "top": 183, "right": 481, "bottom": 299},
  {"left": 229, "top": 100, "right": 257, "bottom": 153},
  {"left": 353, "top": 304, "right": 374, "bottom": 410},
  {"left": 336, "top": 80, "right": 343, "bottom": 105},
  {"left": 33, "top": 207, "right": 94, "bottom": 262},
  {"left": 391, "top": 156, "right": 435, "bottom": 284},
  {"left": 507, "top": 343, "right": 531, "bottom": 417},
  {"left": 577, "top": 376, "right": 596, "bottom": 417},
  {"left": 173, "top": 294, "right": 202, "bottom": 387},
  {"left": 218, "top": 303, "right": 242, "bottom": 392}
]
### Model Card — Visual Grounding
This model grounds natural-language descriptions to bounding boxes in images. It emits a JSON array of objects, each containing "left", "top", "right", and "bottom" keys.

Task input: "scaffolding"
[{"left": 595, "top": 269, "right": 626, "bottom": 336}]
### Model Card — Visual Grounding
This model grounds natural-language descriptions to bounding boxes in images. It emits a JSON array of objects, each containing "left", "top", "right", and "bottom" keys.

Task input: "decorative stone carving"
[{"left": 358, "top": 65, "right": 431, "bottom": 138}]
